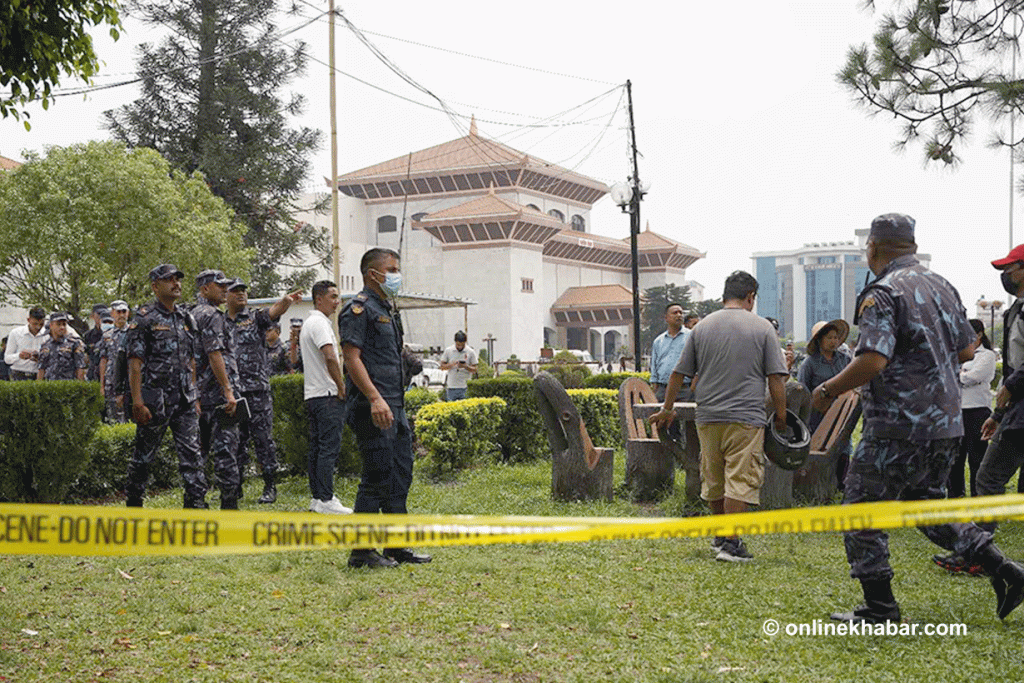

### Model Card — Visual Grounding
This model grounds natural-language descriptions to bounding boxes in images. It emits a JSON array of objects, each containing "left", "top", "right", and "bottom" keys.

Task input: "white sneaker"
[{"left": 309, "top": 496, "right": 353, "bottom": 515}]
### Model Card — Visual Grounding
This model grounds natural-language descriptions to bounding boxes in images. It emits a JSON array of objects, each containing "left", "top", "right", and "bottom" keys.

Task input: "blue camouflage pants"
[
  {"left": 235, "top": 389, "right": 279, "bottom": 478},
  {"left": 843, "top": 436, "right": 993, "bottom": 581},
  {"left": 199, "top": 407, "right": 241, "bottom": 498},
  {"left": 127, "top": 390, "right": 205, "bottom": 501}
]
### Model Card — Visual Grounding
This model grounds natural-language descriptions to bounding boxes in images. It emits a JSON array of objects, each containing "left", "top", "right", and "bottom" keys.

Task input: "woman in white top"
[{"left": 950, "top": 319, "right": 997, "bottom": 498}]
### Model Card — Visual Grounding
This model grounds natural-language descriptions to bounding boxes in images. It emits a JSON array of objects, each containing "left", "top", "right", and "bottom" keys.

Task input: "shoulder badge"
[
  {"left": 354, "top": 293, "right": 367, "bottom": 302},
  {"left": 352, "top": 305, "right": 363, "bottom": 315},
  {"left": 378, "top": 315, "right": 391, "bottom": 324},
  {"left": 858, "top": 295, "right": 876, "bottom": 318}
]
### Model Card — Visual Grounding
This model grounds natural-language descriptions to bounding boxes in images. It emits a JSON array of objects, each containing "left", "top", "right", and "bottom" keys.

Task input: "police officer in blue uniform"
[
  {"left": 813, "top": 214, "right": 1024, "bottom": 623},
  {"left": 225, "top": 279, "right": 302, "bottom": 504},
  {"left": 125, "top": 264, "right": 207, "bottom": 508},
  {"left": 339, "top": 247, "right": 431, "bottom": 569},
  {"left": 192, "top": 269, "right": 242, "bottom": 510},
  {"left": 36, "top": 312, "right": 88, "bottom": 380}
]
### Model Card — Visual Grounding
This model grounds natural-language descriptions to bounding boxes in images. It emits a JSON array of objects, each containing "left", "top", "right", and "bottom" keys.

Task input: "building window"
[
  {"left": 521, "top": 278, "right": 534, "bottom": 293},
  {"left": 526, "top": 204, "right": 541, "bottom": 212},
  {"left": 548, "top": 209, "right": 565, "bottom": 222},
  {"left": 571, "top": 214, "right": 585, "bottom": 232},
  {"left": 377, "top": 215, "right": 397, "bottom": 233}
]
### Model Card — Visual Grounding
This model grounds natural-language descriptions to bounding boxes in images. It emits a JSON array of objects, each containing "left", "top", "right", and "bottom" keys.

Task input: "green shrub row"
[
  {"left": 69, "top": 423, "right": 183, "bottom": 502},
  {"left": 270, "top": 374, "right": 361, "bottom": 477},
  {"left": 466, "top": 377, "right": 546, "bottom": 462},
  {"left": 581, "top": 371, "right": 650, "bottom": 390},
  {"left": 566, "top": 388, "right": 621, "bottom": 448},
  {"left": 414, "top": 397, "right": 506, "bottom": 478},
  {"left": 0, "top": 381, "right": 103, "bottom": 502}
]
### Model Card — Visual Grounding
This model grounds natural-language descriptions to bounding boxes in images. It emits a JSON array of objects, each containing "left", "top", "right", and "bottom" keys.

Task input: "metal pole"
[
  {"left": 625, "top": 80, "right": 643, "bottom": 370},
  {"left": 329, "top": 0, "right": 340, "bottom": 290}
]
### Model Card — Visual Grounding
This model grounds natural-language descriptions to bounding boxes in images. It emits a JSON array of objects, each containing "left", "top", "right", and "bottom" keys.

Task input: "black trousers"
[
  {"left": 947, "top": 406, "right": 991, "bottom": 498},
  {"left": 350, "top": 404, "right": 413, "bottom": 514}
]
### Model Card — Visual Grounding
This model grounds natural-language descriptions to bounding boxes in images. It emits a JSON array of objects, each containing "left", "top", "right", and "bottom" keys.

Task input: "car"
[{"left": 410, "top": 358, "right": 446, "bottom": 388}]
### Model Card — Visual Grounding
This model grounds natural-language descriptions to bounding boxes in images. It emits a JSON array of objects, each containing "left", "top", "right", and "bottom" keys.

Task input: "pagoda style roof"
[
  {"left": 0, "top": 154, "right": 22, "bottom": 171},
  {"left": 550, "top": 284, "right": 634, "bottom": 327},
  {"left": 414, "top": 194, "right": 705, "bottom": 272},
  {"left": 334, "top": 126, "right": 608, "bottom": 207}
]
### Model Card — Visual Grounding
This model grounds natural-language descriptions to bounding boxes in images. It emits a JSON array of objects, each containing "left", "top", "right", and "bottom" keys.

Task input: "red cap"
[{"left": 992, "top": 244, "right": 1024, "bottom": 268}]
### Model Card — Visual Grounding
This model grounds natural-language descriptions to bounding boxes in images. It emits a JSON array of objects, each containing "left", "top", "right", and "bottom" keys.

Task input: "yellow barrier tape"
[{"left": 1, "top": 494, "right": 1023, "bottom": 557}]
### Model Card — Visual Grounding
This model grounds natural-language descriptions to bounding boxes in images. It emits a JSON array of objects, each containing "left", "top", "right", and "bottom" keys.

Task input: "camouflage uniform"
[
  {"left": 192, "top": 299, "right": 242, "bottom": 503},
  {"left": 99, "top": 324, "right": 129, "bottom": 423},
  {"left": 37, "top": 334, "right": 87, "bottom": 380},
  {"left": 267, "top": 338, "right": 292, "bottom": 375},
  {"left": 226, "top": 306, "right": 279, "bottom": 485},
  {"left": 339, "top": 288, "right": 413, "bottom": 514},
  {"left": 844, "top": 253, "right": 989, "bottom": 581},
  {"left": 124, "top": 300, "right": 206, "bottom": 506}
]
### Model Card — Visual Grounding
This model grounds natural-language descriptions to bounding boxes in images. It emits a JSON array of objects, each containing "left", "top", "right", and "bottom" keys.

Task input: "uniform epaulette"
[{"left": 354, "top": 293, "right": 368, "bottom": 302}]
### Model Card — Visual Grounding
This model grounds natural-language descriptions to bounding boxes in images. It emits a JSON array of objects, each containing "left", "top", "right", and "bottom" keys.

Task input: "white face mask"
[
  {"left": 372, "top": 269, "right": 403, "bottom": 297},
  {"left": 101, "top": 323, "right": 113, "bottom": 332}
]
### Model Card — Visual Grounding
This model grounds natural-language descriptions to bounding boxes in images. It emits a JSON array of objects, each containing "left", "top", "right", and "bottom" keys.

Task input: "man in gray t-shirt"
[
  {"left": 651, "top": 271, "right": 787, "bottom": 563},
  {"left": 440, "top": 330, "right": 478, "bottom": 401}
]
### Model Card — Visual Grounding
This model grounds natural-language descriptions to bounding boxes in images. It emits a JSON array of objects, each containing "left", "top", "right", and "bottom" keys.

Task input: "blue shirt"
[{"left": 650, "top": 328, "right": 689, "bottom": 386}]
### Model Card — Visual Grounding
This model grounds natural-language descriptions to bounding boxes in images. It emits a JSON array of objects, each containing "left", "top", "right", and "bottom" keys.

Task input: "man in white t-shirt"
[
  {"left": 439, "top": 331, "right": 477, "bottom": 401},
  {"left": 300, "top": 280, "right": 353, "bottom": 515}
]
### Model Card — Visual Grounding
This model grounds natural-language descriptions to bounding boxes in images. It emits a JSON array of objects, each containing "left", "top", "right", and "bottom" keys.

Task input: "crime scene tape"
[{"left": 2, "top": 494, "right": 1024, "bottom": 557}]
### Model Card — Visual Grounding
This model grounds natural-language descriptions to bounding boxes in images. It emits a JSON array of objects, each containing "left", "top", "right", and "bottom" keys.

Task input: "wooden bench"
[
  {"left": 617, "top": 377, "right": 677, "bottom": 502},
  {"left": 792, "top": 390, "right": 861, "bottom": 503},
  {"left": 533, "top": 371, "right": 614, "bottom": 502}
]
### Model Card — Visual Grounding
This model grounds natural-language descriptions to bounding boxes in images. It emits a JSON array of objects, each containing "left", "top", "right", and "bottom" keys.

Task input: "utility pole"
[
  {"left": 626, "top": 80, "right": 642, "bottom": 370},
  {"left": 329, "top": 0, "right": 341, "bottom": 291}
]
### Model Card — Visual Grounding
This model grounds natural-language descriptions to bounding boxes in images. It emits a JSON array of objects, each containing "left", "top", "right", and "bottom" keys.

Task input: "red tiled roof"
[{"left": 0, "top": 155, "right": 22, "bottom": 171}]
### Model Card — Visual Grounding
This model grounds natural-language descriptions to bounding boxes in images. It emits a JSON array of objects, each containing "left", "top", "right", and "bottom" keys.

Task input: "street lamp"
[
  {"left": 978, "top": 297, "right": 1004, "bottom": 346},
  {"left": 610, "top": 80, "right": 650, "bottom": 371}
]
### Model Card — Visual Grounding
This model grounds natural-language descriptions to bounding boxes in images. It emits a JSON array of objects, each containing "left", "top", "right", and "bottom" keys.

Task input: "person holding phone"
[{"left": 439, "top": 331, "right": 477, "bottom": 401}]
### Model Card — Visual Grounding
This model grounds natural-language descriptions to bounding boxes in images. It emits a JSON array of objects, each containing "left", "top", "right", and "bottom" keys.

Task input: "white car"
[{"left": 411, "top": 358, "right": 446, "bottom": 388}]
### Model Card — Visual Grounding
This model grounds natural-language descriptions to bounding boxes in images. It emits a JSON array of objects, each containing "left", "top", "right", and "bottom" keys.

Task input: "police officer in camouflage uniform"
[
  {"left": 83, "top": 304, "right": 108, "bottom": 382},
  {"left": 340, "top": 247, "right": 431, "bottom": 569},
  {"left": 266, "top": 322, "right": 292, "bottom": 375},
  {"left": 125, "top": 264, "right": 207, "bottom": 509},
  {"left": 36, "top": 312, "right": 87, "bottom": 380},
  {"left": 225, "top": 279, "right": 303, "bottom": 503},
  {"left": 192, "top": 269, "right": 243, "bottom": 510},
  {"left": 812, "top": 214, "right": 1024, "bottom": 623},
  {"left": 98, "top": 300, "right": 131, "bottom": 423}
]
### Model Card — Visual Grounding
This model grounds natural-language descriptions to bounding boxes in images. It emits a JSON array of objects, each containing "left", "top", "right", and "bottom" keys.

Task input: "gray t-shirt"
[
  {"left": 441, "top": 344, "right": 477, "bottom": 389},
  {"left": 674, "top": 308, "right": 788, "bottom": 427}
]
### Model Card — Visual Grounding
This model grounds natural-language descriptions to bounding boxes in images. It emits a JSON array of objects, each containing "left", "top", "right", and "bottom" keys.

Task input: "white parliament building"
[{"left": 292, "top": 120, "right": 705, "bottom": 363}]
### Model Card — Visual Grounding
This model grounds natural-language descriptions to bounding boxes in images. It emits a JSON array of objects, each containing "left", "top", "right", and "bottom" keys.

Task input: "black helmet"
[{"left": 764, "top": 409, "right": 810, "bottom": 470}]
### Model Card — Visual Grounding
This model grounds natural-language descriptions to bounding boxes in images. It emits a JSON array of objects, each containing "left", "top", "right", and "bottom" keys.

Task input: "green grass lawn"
[{"left": 2, "top": 457, "right": 1023, "bottom": 683}]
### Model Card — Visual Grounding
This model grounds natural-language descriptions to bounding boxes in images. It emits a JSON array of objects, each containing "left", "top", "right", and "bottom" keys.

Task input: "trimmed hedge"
[
  {"left": 582, "top": 371, "right": 650, "bottom": 390},
  {"left": 69, "top": 423, "right": 181, "bottom": 501},
  {"left": 538, "top": 362, "right": 591, "bottom": 388},
  {"left": 466, "top": 377, "right": 546, "bottom": 462},
  {"left": 405, "top": 387, "right": 441, "bottom": 418},
  {"left": 0, "top": 380, "right": 103, "bottom": 502},
  {"left": 270, "top": 374, "right": 361, "bottom": 477},
  {"left": 566, "top": 388, "right": 621, "bottom": 448},
  {"left": 414, "top": 397, "right": 506, "bottom": 477}
]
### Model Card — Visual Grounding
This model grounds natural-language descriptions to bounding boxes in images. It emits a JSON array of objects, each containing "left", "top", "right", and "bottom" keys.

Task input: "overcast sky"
[{"left": 2, "top": 1, "right": 1019, "bottom": 314}]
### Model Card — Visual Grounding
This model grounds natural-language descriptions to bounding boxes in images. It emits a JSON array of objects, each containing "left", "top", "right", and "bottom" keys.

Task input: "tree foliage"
[
  {"left": 105, "top": 0, "right": 326, "bottom": 298},
  {"left": 641, "top": 283, "right": 692, "bottom": 353},
  {"left": 0, "top": 141, "right": 251, "bottom": 329},
  {"left": 0, "top": 0, "right": 122, "bottom": 125},
  {"left": 840, "top": 0, "right": 1024, "bottom": 165},
  {"left": 691, "top": 298, "right": 724, "bottom": 319}
]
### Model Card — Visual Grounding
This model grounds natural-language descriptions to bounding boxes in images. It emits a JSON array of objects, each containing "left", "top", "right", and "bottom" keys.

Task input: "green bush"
[
  {"left": 414, "top": 397, "right": 505, "bottom": 477},
  {"left": 994, "top": 361, "right": 1003, "bottom": 392},
  {"left": 506, "top": 354, "right": 522, "bottom": 371},
  {"left": 538, "top": 363, "right": 591, "bottom": 388},
  {"left": 68, "top": 423, "right": 181, "bottom": 501},
  {"left": 270, "top": 374, "right": 361, "bottom": 477},
  {"left": 405, "top": 387, "right": 441, "bottom": 418},
  {"left": 499, "top": 369, "right": 525, "bottom": 378},
  {"left": 0, "top": 381, "right": 102, "bottom": 502},
  {"left": 466, "top": 376, "right": 547, "bottom": 462},
  {"left": 582, "top": 371, "right": 651, "bottom": 390},
  {"left": 567, "top": 388, "right": 621, "bottom": 448}
]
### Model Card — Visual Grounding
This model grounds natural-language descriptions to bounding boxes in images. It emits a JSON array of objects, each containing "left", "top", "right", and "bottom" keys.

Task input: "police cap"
[
  {"left": 869, "top": 213, "right": 915, "bottom": 243},
  {"left": 227, "top": 278, "right": 247, "bottom": 291},
  {"left": 196, "top": 269, "right": 233, "bottom": 287},
  {"left": 149, "top": 264, "right": 185, "bottom": 281}
]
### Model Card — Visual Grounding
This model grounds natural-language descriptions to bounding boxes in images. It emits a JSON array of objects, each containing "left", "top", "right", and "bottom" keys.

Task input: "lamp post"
[
  {"left": 610, "top": 80, "right": 650, "bottom": 371},
  {"left": 979, "top": 298, "right": 1004, "bottom": 346}
]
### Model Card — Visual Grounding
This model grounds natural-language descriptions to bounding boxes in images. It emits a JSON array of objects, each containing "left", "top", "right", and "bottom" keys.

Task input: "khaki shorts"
[{"left": 697, "top": 423, "right": 765, "bottom": 505}]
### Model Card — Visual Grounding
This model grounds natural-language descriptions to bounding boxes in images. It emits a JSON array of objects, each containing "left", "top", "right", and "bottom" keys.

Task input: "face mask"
[
  {"left": 374, "top": 269, "right": 403, "bottom": 297},
  {"left": 101, "top": 323, "right": 113, "bottom": 332},
  {"left": 1001, "top": 270, "right": 1020, "bottom": 297}
]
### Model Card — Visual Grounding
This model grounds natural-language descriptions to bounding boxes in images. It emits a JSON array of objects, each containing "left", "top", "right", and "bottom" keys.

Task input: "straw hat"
[{"left": 807, "top": 319, "right": 850, "bottom": 356}]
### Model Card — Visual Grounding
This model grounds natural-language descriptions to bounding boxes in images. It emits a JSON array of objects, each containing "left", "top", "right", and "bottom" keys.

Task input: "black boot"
[
  {"left": 125, "top": 462, "right": 149, "bottom": 507},
  {"left": 831, "top": 578, "right": 901, "bottom": 624},
  {"left": 257, "top": 472, "right": 277, "bottom": 504},
  {"left": 974, "top": 543, "right": 1024, "bottom": 620}
]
